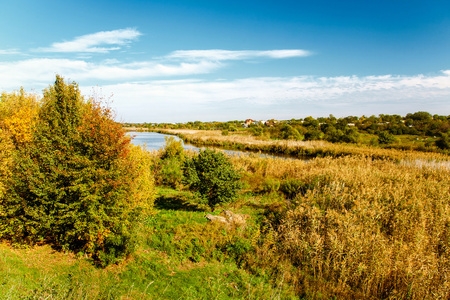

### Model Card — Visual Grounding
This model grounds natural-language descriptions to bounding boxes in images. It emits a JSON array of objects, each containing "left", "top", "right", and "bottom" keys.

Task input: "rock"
[
  {"left": 205, "top": 210, "right": 248, "bottom": 228},
  {"left": 205, "top": 214, "right": 228, "bottom": 224}
]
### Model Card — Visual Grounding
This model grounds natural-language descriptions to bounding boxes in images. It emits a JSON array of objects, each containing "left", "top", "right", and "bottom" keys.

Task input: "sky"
[{"left": 1, "top": 0, "right": 450, "bottom": 123}]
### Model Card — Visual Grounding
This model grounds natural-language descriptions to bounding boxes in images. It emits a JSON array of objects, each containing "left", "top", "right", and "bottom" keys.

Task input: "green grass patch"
[{"left": 0, "top": 186, "right": 296, "bottom": 299}]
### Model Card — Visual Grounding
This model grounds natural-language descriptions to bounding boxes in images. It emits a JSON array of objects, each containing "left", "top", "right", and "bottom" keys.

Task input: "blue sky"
[{"left": 1, "top": 0, "right": 450, "bottom": 122}]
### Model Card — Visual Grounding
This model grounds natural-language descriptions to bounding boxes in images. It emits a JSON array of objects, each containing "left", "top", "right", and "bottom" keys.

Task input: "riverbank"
[{"left": 123, "top": 126, "right": 150, "bottom": 132}]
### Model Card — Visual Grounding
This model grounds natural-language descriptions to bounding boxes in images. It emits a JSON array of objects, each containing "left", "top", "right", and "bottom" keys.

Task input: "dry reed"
[{"left": 232, "top": 154, "right": 450, "bottom": 299}]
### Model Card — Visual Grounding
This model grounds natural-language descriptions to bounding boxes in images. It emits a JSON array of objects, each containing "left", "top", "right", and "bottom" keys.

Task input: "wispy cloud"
[
  {"left": 36, "top": 28, "right": 142, "bottom": 53},
  {"left": 0, "top": 49, "right": 20, "bottom": 55},
  {"left": 166, "top": 49, "right": 311, "bottom": 61},
  {"left": 0, "top": 58, "right": 220, "bottom": 89}
]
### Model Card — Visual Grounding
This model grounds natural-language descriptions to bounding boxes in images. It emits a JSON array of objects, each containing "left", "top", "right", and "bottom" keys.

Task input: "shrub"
[
  {"left": 280, "top": 125, "right": 303, "bottom": 140},
  {"left": 260, "top": 178, "right": 281, "bottom": 193},
  {"left": 251, "top": 127, "right": 264, "bottom": 137},
  {"left": 325, "top": 127, "right": 344, "bottom": 143},
  {"left": 378, "top": 131, "right": 397, "bottom": 145},
  {"left": 183, "top": 149, "right": 241, "bottom": 210},
  {"left": 304, "top": 129, "right": 323, "bottom": 141},
  {"left": 160, "top": 136, "right": 185, "bottom": 161},
  {"left": 279, "top": 179, "right": 308, "bottom": 199},
  {"left": 157, "top": 136, "right": 185, "bottom": 188},
  {"left": 341, "top": 127, "right": 360, "bottom": 143},
  {"left": 159, "top": 158, "right": 184, "bottom": 188},
  {"left": 436, "top": 133, "right": 450, "bottom": 149}
]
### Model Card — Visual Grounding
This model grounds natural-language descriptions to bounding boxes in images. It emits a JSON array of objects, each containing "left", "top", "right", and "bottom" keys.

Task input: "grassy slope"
[{"left": 0, "top": 187, "right": 296, "bottom": 300}]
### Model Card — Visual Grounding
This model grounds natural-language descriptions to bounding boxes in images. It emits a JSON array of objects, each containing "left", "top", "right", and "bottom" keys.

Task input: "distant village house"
[{"left": 242, "top": 119, "right": 254, "bottom": 128}]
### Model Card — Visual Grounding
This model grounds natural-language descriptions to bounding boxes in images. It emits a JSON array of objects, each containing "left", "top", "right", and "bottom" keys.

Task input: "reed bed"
[{"left": 230, "top": 154, "right": 450, "bottom": 298}]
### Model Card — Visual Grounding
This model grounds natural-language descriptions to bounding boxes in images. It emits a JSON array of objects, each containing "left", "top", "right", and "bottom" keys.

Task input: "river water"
[
  {"left": 128, "top": 131, "right": 199, "bottom": 152},
  {"left": 127, "top": 131, "right": 290, "bottom": 159}
]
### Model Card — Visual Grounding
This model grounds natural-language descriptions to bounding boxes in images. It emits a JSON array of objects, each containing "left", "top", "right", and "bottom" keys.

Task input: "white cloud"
[
  {"left": 37, "top": 28, "right": 142, "bottom": 53},
  {"left": 166, "top": 49, "right": 311, "bottom": 61},
  {"left": 0, "top": 58, "right": 220, "bottom": 90},
  {"left": 0, "top": 49, "right": 20, "bottom": 55},
  {"left": 90, "top": 71, "right": 450, "bottom": 122}
]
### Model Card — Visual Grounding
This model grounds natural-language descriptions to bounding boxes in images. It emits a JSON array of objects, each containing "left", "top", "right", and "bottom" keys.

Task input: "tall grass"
[{"left": 231, "top": 154, "right": 450, "bottom": 298}]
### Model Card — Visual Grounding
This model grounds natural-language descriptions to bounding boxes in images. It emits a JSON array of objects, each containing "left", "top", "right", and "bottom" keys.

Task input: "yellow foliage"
[
  {"left": 126, "top": 145, "right": 157, "bottom": 214},
  {"left": 0, "top": 88, "right": 40, "bottom": 145},
  {"left": 0, "top": 128, "right": 13, "bottom": 207}
]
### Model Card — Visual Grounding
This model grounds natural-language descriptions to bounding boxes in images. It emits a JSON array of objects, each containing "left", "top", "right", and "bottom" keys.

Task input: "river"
[
  {"left": 127, "top": 131, "right": 292, "bottom": 159},
  {"left": 127, "top": 131, "right": 199, "bottom": 152}
]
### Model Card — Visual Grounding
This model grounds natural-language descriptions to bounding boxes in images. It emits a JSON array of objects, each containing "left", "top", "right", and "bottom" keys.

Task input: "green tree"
[
  {"left": 280, "top": 124, "right": 303, "bottom": 140},
  {"left": 251, "top": 127, "right": 264, "bottom": 136},
  {"left": 407, "top": 111, "right": 432, "bottom": 121},
  {"left": 1, "top": 76, "right": 154, "bottom": 266},
  {"left": 325, "top": 127, "right": 343, "bottom": 143},
  {"left": 341, "top": 127, "right": 360, "bottom": 143},
  {"left": 183, "top": 149, "right": 241, "bottom": 210},
  {"left": 304, "top": 129, "right": 323, "bottom": 141}
]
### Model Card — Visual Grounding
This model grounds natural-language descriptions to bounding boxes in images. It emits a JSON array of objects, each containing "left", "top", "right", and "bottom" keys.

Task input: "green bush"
[
  {"left": 279, "top": 179, "right": 308, "bottom": 199},
  {"left": 159, "top": 158, "right": 184, "bottom": 188},
  {"left": 157, "top": 136, "right": 185, "bottom": 188},
  {"left": 378, "top": 131, "right": 397, "bottom": 145},
  {"left": 280, "top": 125, "right": 303, "bottom": 140},
  {"left": 251, "top": 127, "right": 264, "bottom": 136},
  {"left": 325, "top": 127, "right": 344, "bottom": 143},
  {"left": 160, "top": 136, "right": 185, "bottom": 161},
  {"left": 183, "top": 149, "right": 241, "bottom": 210},
  {"left": 436, "top": 133, "right": 450, "bottom": 150},
  {"left": 304, "top": 129, "right": 323, "bottom": 140},
  {"left": 260, "top": 178, "right": 281, "bottom": 193}
]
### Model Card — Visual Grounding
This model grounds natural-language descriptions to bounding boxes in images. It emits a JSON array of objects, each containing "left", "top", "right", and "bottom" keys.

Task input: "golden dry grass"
[
  {"left": 232, "top": 154, "right": 450, "bottom": 299},
  {"left": 162, "top": 129, "right": 329, "bottom": 149}
]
